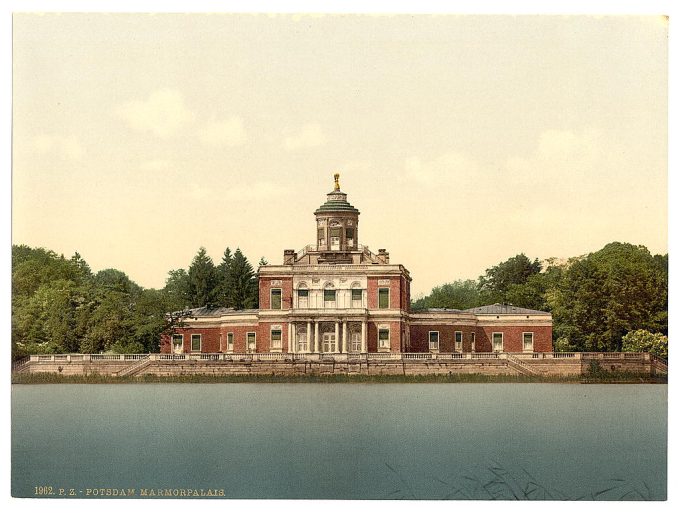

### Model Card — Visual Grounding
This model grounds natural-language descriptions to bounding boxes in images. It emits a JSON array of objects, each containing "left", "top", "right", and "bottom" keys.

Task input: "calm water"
[{"left": 11, "top": 383, "right": 666, "bottom": 500}]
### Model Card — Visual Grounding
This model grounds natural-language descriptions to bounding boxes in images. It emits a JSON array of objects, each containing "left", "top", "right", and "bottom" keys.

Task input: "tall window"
[
  {"left": 227, "top": 333, "right": 234, "bottom": 352},
  {"left": 298, "top": 288, "right": 308, "bottom": 308},
  {"left": 270, "top": 288, "right": 282, "bottom": 309},
  {"left": 351, "top": 288, "right": 362, "bottom": 308},
  {"left": 523, "top": 332, "right": 534, "bottom": 352},
  {"left": 429, "top": 331, "right": 439, "bottom": 351},
  {"left": 324, "top": 288, "right": 336, "bottom": 308},
  {"left": 351, "top": 332, "right": 361, "bottom": 352},
  {"left": 378, "top": 288, "right": 389, "bottom": 309},
  {"left": 455, "top": 331, "right": 463, "bottom": 351},
  {"left": 191, "top": 334, "right": 201, "bottom": 352},
  {"left": 172, "top": 334, "right": 183, "bottom": 353},
  {"left": 378, "top": 329, "right": 390, "bottom": 350},
  {"left": 346, "top": 227, "right": 355, "bottom": 245},
  {"left": 297, "top": 329, "right": 308, "bottom": 352},
  {"left": 247, "top": 332, "right": 256, "bottom": 352},
  {"left": 271, "top": 329, "right": 282, "bottom": 350},
  {"left": 317, "top": 228, "right": 325, "bottom": 246},
  {"left": 470, "top": 332, "right": 476, "bottom": 352},
  {"left": 492, "top": 332, "right": 503, "bottom": 352}
]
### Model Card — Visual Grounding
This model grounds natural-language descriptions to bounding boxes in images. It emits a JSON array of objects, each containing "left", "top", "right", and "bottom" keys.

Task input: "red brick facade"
[{"left": 161, "top": 179, "right": 553, "bottom": 355}]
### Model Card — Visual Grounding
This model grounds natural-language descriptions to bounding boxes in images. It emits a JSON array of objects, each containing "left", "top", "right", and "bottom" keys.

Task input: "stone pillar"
[
  {"left": 288, "top": 322, "right": 294, "bottom": 354},
  {"left": 307, "top": 321, "right": 312, "bottom": 353},
  {"left": 314, "top": 321, "right": 319, "bottom": 353},
  {"left": 335, "top": 322, "right": 340, "bottom": 353},
  {"left": 342, "top": 321, "right": 347, "bottom": 353},
  {"left": 361, "top": 320, "right": 367, "bottom": 353}
]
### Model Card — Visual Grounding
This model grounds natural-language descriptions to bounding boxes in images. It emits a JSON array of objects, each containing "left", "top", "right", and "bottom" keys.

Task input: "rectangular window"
[
  {"left": 378, "top": 329, "right": 390, "bottom": 350},
  {"left": 172, "top": 334, "right": 183, "bottom": 352},
  {"left": 523, "top": 332, "right": 534, "bottom": 352},
  {"left": 330, "top": 227, "right": 342, "bottom": 238},
  {"left": 346, "top": 227, "right": 354, "bottom": 241},
  {"left": 351, "top": 288, "right": 362, "bottom": 308},
  {"left": 317, "top": 228, "right": 324, "bottom": 241},
  {"left": 378, "top": 288, "right": 389, "bottom": 308},
  {"left": 298, "top": 289, "right": 308, "bottom": 308},
  {"left": 247, "top": 332, "right": 256, "bottom": 352},
  {"left": 429, "top": 331, "right": 439, "bottom": 351},
  {"left": 492, "top": 332, "right": 503, "bottom": 352},
  {"left": 227, "top": 333, "right": 234, "bottom": 351},
  {"left": 271, "top": 329, "right": 282, "bottom": 350},
  {"left": 455, "top": 331, "right": 463, "bottom": 351},
  {"left": 270, "top": 288, "right": 282, "bottom": 309},
  {"left": 351, "top": 332, "right": 362, "bottom": 352},
  {"left": 470, "top": 332, "right": 476, "bottom": 352},
  {"left": 191, "top": 334, "right": 201, "bottom": 352},
  {"left": 324, "top": 289, "right": 336, "bottom": 307},
  {"left": 297, "top": 330, "right": 308, "bottom": 352}
]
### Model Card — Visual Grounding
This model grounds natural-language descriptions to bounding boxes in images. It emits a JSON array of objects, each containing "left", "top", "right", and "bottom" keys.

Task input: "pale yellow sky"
[{"left": 12, "top": 13, "right": 667, "bottom": 297}]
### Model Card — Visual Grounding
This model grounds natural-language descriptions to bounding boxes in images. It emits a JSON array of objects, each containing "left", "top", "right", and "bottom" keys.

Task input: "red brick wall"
[
  {"left": 161, "top": 326, "right": 222, "bottom": 353},
  {"left": 366, "top": 321, "right": 402, "bottom": 352},
  {"left": 367, "top": 277, "right": 404, "bottom": 310},
  {"left": 257, "top": 321, "right": 291, "bottom": 352},
  {"left": 408, "top": 324, "right": 477, "bottom": 352},
  {"left": 259, "top": 277, "right": 293, "bottom": 310},
  {"left": 476, "top": 325, "right": 553, "bottom": 353}
]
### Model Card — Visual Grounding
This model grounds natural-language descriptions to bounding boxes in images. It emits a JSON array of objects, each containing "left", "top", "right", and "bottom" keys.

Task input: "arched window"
[
  {"left": 323, "top": 283, "right": 336, "bottom": 308},
  {"left": 297, "top": 282, "right": 309, "bottom": 309}
]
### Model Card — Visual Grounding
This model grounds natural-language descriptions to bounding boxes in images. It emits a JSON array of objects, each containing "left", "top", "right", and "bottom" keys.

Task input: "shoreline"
[{"left": 11, "top": 372, "right": 667, "bottom": 385}]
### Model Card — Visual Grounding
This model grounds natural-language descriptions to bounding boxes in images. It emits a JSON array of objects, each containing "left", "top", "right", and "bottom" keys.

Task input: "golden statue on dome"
[{"left": 334, "top": 173, "right": 340, "bottom": 191}]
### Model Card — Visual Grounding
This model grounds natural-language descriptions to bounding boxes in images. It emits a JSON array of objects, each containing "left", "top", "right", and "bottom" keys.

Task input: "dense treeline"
[
  {"left": 12, "top": 241, "right": 668, "bottom": 358},
  {"left": 412, "top": 243, "right": 668, "bottom": 354},
  {"left": 12, "top": 245, "right": 262, "bottom": 359}
]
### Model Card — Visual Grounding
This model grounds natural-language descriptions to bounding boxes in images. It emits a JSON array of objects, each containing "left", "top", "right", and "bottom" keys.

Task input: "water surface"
[{"left": 11, "top": 383, "right": 667, "bottom": 499}]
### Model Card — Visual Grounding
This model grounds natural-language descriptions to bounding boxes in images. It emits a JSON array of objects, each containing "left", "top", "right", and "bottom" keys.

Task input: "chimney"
[
  {"left": 377, "top": 248, "right": 389, "bottom": 264},
  {"left": 283, "top": 249, "right": 296, "bottom": 265}
]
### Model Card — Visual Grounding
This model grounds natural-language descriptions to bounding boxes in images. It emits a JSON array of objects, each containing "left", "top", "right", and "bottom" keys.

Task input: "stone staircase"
[
  {"left": 651, "top": 356, "right": 668, "bottom": 376},
  {"left": 115, "top": 357, "right": 152, "bottom": 377},
  {"left": 505, "top": 355, "right": 541, "bottom": 377}
]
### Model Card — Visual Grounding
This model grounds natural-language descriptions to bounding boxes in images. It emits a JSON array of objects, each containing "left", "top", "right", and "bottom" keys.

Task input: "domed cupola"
[{"left": 314, "top": 174, "right": 360, "bottom": 253}]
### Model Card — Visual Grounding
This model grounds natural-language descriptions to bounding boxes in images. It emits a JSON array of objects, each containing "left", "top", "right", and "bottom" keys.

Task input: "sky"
[{"left": 11, "top": 12, "right": 668, "bottom": 297}]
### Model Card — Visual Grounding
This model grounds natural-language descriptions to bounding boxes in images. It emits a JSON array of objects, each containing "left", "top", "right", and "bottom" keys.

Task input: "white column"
[
  {"left": 361, "top": 320, "right": 367, "bottom": 353},
  {"left": 335, "top": 322, "right": 340, "bottom": 353},
  {"left": 288, "top": 322, "right": 293, "bottom": 354},
  {"left": 342, "top": 321, "right": 347, "bottom": 353},
  {"left": 307, "top": 321, "right": 312, "bottom": 353},
  {"left": 314, "top": 321, "right": 319, "bottom": 353}
]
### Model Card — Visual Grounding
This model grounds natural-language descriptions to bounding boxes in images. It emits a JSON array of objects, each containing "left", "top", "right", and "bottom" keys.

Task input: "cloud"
[
  {"left": 283, "top": 124, "right": 328, "bottom": 151},
  {"left": 31, "top": 134, "right": 84, "bottom": 161},
  {"left": 505, "top": 128, "right": 602, "bottom": 186},
  {"left": 115, "top": 89, "right": 195, "bottom": 137},
  {"left": 199, "top": 117, "right": 247, "bottom": 147}
]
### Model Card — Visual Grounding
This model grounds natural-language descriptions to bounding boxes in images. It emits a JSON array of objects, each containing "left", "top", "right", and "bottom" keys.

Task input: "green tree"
[
  {"left": 411, "top": 280, "right": 481, "bottom": 311},
  {"left": 187, "top": 247, "right": 218, "bottom": 308},
  {"left": 478, "top": 253, "right": 542, "bottom": 304},
  {"left": 548, "top": 243, "right": 667, "bottom": 352},
  {"left": 215, "top": 247, "right": 233, "bottom": 308},
  {"left": 163, "top": 268, "right": 191, "bottom": 311},
  {"left": 621, "top": 329, "right": 668, "bottom": 359},
  {"left": 226, "top": 248, "right": 257, "bottom": 309}
]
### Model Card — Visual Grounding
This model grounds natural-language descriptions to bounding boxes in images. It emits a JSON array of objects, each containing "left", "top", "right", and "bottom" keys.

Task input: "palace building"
[{"left": 160, "top": 175, "right": 553, "bottom": 356}]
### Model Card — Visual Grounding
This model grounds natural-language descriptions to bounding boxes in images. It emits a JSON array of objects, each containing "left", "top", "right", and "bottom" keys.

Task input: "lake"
[{"left": 11, "top": 383, "right": 667, "bottom": 500}]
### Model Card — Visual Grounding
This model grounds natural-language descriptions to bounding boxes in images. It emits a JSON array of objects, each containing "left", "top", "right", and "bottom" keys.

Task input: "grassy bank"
[{"left": 11, "top": 372, "right": 666, "bottom": 384}]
